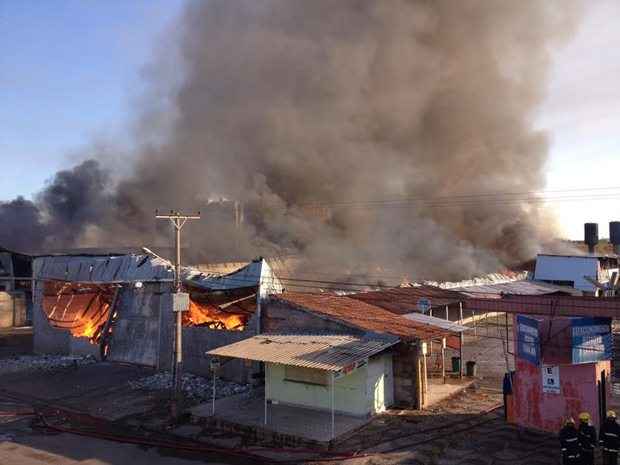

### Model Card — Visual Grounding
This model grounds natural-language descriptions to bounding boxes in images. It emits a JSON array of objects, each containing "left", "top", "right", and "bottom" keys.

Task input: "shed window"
[{"left": 284, "top": 366, "right": 329, "bottom": 386}]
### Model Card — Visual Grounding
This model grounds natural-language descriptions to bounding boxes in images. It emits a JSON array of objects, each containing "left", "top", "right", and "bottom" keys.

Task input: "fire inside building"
[
  {"left": 0, "top": 222, "right": 619, "bottom": 445},
  {"left": 32, "top": 252, "right": 281, "bottom": 381}
]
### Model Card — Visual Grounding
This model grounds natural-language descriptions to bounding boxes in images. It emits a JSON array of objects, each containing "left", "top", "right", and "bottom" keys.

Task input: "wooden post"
[
  {"left": 459, "top": 333, "right": 464, "bottom": 379},
  {"left": 441, "top": 337, "right": 446, "bottom": 384},
  {"left": 422, "top": 343, "right": 428, "bottom": 406},
  {"left": 330, "top": 372, "right": 335, "bottom": 440},
  {"left": 423, "top": 354, "right": 428, "bottom": 404},
  {"left": 473, "top": 309, "right": 477, "bottom": 336},
  {"left": 417, "top": 357, "right": 423, "bottom": 410}
]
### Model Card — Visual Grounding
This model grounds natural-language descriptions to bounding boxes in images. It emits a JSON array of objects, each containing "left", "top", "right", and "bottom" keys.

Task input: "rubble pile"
[
  {"left": 0, "top": 355, "right": 97, "bottom": 375},
  {"left": 128, "top": 371, "right": 250, "bottom": 401}
]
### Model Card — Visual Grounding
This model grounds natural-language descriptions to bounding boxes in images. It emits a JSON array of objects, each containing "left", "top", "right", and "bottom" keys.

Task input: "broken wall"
[
  {"left": 32, "top": 278, "right": 99, "bottom": 357},
  {"left": 106, "top": 283, "right": 170, "bottom": 368}
]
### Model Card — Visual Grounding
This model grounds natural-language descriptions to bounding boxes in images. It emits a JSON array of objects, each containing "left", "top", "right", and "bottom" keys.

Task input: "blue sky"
[
  {"left": 0, "top": 0, "right": 184, "bottom": 198},
  {"left": 1, "top": 1, "right": 618, "bottom": 240}
]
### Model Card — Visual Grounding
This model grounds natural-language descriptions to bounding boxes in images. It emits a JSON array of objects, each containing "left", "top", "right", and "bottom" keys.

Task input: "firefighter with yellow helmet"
[
  {"left": 560, "top": 417, "right": 581, "bottom": 464},
  {"left": 601, "top": 410, "right": 620, "bottom": 465},
  {"left": 578, "top": 411, "right": 597, "bottom": 465}
]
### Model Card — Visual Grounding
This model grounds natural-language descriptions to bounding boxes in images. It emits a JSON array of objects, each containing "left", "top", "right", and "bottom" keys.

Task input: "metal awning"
[
  {"left": 402, "top": 312, "right": 469, "bottom": 333},
  {"left": 207, "top": 334, "right": 398, "bottom": 372}
]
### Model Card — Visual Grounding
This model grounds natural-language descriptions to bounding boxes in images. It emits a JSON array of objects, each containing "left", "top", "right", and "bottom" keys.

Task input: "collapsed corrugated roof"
[
  {"left": 32, "top": 255, "right": 283, "bottom": 297},
  {"left": 33, "top": 254, "right": 173, "bottom": 283},
  {"left": 207, "top": 334, "right": 398, "bottom": 372},
  {"left": 272, "top": 292, "right": 452, "bottom": 341}
]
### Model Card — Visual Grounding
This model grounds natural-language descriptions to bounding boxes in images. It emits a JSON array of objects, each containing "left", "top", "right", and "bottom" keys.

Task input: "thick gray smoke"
[{"left": 0, "top": 0, "right": 582, "bottom": 281}]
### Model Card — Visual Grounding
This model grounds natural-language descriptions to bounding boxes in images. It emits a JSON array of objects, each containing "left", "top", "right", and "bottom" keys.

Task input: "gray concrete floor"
[
  {"left": 193, "top": 392, "right": 369, "bottom": 442},
  {"left": 425, "top": 377, "right": 474, "bottom": 406}
]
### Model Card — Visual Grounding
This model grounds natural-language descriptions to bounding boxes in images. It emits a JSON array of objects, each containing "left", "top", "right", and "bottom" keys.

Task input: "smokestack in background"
[
  {"left": 610, "top": 222, "right": 620, "bottom": 255},
  {"left": 585, "top": 223, "right": 599, "bottom": 254}
]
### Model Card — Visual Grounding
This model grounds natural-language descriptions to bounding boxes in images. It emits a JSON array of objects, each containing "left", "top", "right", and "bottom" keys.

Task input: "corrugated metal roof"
[
  {"left": 273, "top": 292, "right": 451, "bottom": 341},
  {"left": 207, "top": 334, "right": 398, "bottom": 371},
  {"left": 402, "top": 313, "right": 469, "bottom": 333},
  {"left": 32, "top": 255, "right": 283, "bottom": 297},
  {"left": 453, "top": 280, "right": 583, "bottom": 298},
  {"left": 349, "top": 286, "right": 465, "bottom": 314}
]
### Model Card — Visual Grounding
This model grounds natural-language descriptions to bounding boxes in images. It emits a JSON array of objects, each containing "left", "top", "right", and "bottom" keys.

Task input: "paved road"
[{"left": 0, "top": 425, "right": 232, "bottom": 465}]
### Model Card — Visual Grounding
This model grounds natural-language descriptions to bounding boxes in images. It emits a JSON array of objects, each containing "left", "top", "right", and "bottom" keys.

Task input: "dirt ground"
[{"left": 0, "top": 321, "right": 562, "bottom": 465}]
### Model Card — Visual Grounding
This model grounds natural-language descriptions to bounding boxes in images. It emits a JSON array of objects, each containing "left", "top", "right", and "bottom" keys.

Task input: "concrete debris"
[
  {"left": 128, "top": 371, "right": 250, "bottom": 401},
  {"left": 0, "top": 355, "right": 96, "bottom": 375}
]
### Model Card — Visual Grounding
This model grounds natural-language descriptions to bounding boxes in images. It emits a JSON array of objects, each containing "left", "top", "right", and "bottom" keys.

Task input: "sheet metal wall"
[{"left": 106, "top": 283, "right": 168, "bottom": 367}]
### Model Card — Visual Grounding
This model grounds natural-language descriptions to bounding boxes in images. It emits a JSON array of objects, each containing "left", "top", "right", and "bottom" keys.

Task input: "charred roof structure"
[{"left": 32, "top": 253, "right": 282, "bottom": 382}]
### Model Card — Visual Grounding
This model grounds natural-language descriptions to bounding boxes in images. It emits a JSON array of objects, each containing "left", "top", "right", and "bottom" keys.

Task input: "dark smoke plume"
[{"left": 0, "top": 0, "right": 582, "bottom": 281}]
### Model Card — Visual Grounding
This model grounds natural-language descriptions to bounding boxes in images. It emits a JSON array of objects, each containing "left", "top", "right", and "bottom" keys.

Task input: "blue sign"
[
  {"left": 517, "top": 315, "right": 540, "bottom": 366},
  {"left": 571, "top": 317, "right": 612, "bottom": 364}
]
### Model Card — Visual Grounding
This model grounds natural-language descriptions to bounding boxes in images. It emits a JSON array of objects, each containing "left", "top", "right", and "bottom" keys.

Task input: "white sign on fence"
[{"left": 542, "top": 365, "right": 560, "bottom": 394}]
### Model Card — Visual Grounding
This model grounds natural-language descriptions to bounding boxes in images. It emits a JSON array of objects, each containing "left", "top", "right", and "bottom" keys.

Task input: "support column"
[
  {"left": 441, "top": 337, "right": 446, "bottom": 384},
  {"left": 417, "top": 356, "right": 424, "bottom": 410},
  {"left": 264, "top": 365, "right": 268, "bottom": 425},
  {"left": 331, "top": 372, "right": 335, "bottom": 440},
  {"left": 422, "top": 342, "right": 428, "bottom": 406}
]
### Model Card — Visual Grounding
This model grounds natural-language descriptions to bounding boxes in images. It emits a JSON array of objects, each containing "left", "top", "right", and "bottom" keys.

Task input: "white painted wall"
[
  {"left": 534, "top": 255, "right": 600, "bottom": 292},
  {"left": 266, "top": 353, "right": 394, "bottom": 417},
  {"left": 366, "top": 353, "right": 394, "bottom": 413}
]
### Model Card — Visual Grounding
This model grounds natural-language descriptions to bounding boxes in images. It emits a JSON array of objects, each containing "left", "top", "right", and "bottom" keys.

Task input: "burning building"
[{"left": 32, "top": 251, "right": 282, "bottom": 382}]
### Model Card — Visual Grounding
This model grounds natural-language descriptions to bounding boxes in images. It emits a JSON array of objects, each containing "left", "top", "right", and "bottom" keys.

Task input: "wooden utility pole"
[{"left": 155, "top": 210, "right": 201, "bottom": 413}]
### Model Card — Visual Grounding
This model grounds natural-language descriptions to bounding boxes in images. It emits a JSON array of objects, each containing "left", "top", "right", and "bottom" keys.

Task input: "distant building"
[
  {"left": 534, "top": 253, "right": 620, "bottom": 295},
  {"left": 0, "top": 246, "right": 32, "bottom": 328}
]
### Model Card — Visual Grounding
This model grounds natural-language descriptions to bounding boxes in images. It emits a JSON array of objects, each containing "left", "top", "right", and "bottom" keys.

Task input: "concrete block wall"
[
  {"left": 392, "top": 342, "right": 420, "bottom": 409},
  {"left": 183, "top": 313, "right": 258, "bottom": 383},
  {"left": 262, "top": 300, "right": 364, "bottom": 336}
]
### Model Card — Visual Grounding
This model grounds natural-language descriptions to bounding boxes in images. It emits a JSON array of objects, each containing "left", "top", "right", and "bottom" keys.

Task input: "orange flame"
[
  {"left": 42, "top": 282, "right": 113, "bottom": 344},
  {"left": 183, "top": 300, "right": 246, "bottom": 330}
]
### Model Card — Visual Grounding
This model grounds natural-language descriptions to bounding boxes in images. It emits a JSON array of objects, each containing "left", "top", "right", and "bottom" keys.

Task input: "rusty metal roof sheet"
[
  {"left": 466, "top": 294, "right": 620, "bottom": 318},
  {"left": 349, "top": 286, "right": 466, "bottom": 314},
  {"left": 273, "top": 292, "right": 451, "bottom": 340},
  {"left": 207, "top": 334, "right": 398, "bottom": 371}
]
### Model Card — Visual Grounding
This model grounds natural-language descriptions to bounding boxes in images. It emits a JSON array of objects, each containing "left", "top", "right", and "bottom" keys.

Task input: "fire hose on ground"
[
  {"left": 26, "top": 403, "right": 505, "bottom": 464},
  {"left": 1, "top": 386, "right": 509, "bottom": 463}
]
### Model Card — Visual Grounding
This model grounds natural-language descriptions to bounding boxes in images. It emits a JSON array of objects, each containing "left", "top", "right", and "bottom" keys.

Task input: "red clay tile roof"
[
  {"left": 273, "top": 292, "right": 450, "bottom": 341},
  {"left": 349, "top": 285, "right": 465, "bottom": 315}
]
